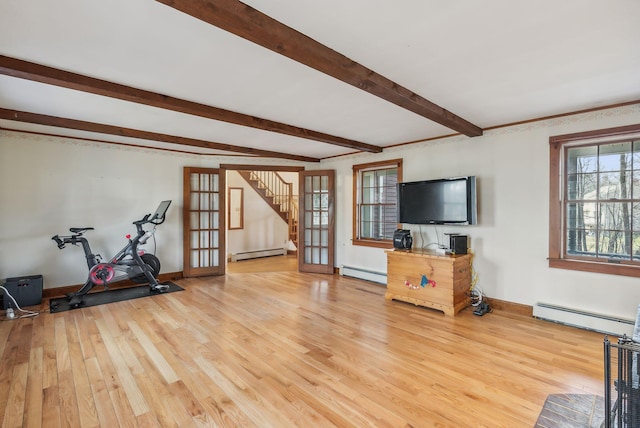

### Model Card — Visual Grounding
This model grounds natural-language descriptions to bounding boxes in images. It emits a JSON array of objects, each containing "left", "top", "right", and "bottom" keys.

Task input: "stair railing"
[
  {"left": 247, "top": 171, "right": 298, "bottom": 246},
  {"left": 289, "top": 192, "right": 298, "bottom": 246}
]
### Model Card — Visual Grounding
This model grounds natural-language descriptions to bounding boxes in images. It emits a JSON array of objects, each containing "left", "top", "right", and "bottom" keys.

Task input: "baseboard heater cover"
[
  {"left": 533, "top": 302, "right": 634, "bottom": 336},
  {"left": 339, "top": 265, "right": 387, "bottom": 285},
  {"left": 231, "top": 248, "right": 286, "bottom": 262}
]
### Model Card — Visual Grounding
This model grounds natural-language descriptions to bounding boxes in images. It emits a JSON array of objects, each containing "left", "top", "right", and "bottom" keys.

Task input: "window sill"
[
  {"left": 548, "top": 257, "right": 640, "bottom": 278},
  {"left": 353, "top": 239, "right": 394, "bottom": 249}
]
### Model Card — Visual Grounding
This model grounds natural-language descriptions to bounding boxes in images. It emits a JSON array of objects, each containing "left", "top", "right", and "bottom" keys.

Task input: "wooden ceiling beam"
[
  {"left": 155, "top": 0, "right": 483, "bottom": 137},
  {"left": 0, "top": 55, "right": 381, "bottom": 153},
  {"left": 0, "top": 108, "right": 320, "bottom": 162}
]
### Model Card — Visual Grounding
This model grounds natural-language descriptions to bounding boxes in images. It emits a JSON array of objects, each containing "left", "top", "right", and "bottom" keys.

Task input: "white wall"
[
  {"left": 323, "top": 103, "right": 640, "bottom": 321},
  {"left": 0, "top": 132, "right": 309, "bottom": 288},
  {"left": 0, "top": 134, "right": 197, "bottom": 288},
  {"left": 226, "top": 170, "right": 290, "bottom": 256},
  {"left": 2, "top": 103, "right": 640, "bottom": 322}
]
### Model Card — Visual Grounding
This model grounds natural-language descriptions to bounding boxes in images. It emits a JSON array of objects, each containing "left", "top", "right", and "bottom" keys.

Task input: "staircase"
[{"left": 238, "top": 171, "right": 298, "bottom": 250}]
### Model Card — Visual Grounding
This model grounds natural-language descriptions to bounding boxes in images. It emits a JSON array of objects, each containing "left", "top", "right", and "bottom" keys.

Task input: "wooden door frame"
[
  {"left": 183, "top": 167, "right": 226, "bottom": 277},
  {"left": 221, "top": 164, "right": 305, "bottom": 269},
  {"left": 220, "top": 164, "right": 305, "bottom": 173},
  {"left": 298, "top": 169, "right": 335, "bottom": 274}
]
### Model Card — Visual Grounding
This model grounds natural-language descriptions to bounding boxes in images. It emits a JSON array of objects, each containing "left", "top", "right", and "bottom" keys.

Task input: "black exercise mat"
[{"left": 49, "top": 282, "right": 183, "bottom": 313}]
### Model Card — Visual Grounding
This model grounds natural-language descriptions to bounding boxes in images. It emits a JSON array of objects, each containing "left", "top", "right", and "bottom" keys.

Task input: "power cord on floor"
[
  {"left": 466, "top": 250, "right": 491, "bottom": 316},
  {"left": 1, "top": 285, "right": 40, "bottom": 320},
  {"left": 467, "top": 249, "right": 482, "bottom": 306}
]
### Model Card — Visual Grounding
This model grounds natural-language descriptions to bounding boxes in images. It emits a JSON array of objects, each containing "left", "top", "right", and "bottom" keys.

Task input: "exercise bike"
[{"left": 51, "top": 200, "right": 172, "bottom": 308}]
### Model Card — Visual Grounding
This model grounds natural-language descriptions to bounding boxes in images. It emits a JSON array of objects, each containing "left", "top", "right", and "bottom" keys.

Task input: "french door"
[
  {"left": 183, "top": 167, "right": 225, "bottom": 277},
  {"left": 298, "top": 170, "right": 335, "bottom": 274}
]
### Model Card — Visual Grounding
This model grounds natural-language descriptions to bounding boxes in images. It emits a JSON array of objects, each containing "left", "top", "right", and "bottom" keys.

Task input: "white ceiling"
[{"left": 1, "top": 0, "right": 639, "bottom": 161}]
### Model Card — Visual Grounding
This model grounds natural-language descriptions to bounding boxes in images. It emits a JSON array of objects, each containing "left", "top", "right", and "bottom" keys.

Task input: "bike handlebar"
[
  {"left": 52, "top": 201, "right": 170, "bottom": 249},
  {"left": 134, "top": 212, "right": 167, "bottom": 226},
  {"left": 133, "top": 214, "right": 151, "bottom": 226},
  {"left": 52, "top": 233, "right": 90, "bottom": 249},
  {"left": 52, "top": 235, "right": 65, "bottom": 249}
]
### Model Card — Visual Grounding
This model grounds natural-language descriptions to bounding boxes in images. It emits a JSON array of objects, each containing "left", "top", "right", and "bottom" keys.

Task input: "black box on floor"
[{"left": 3, "top": 275, "right": 43, "bottom": 309}]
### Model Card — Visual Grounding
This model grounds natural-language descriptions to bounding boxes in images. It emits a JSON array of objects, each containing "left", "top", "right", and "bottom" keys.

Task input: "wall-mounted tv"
[{"left": 397, "top": 176, "right": 477, "bottom": 225}]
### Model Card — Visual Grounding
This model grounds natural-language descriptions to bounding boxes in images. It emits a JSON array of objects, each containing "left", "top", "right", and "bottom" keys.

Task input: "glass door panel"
[
  {"left": 298, "top": 170, "right": 334, "bottom": 274},
  {"left": 183, "top": 167, "right": 225, "bottom": 277}
]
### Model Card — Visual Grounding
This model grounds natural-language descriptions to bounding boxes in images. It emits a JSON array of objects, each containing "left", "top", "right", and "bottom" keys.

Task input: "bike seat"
[{"left": 69, "top": 227, "right": 94, "bottom": 234}]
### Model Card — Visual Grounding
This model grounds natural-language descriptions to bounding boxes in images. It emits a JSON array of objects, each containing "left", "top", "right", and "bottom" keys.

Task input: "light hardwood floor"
[
  {"left": 226, "top": 254, "right": 297, "bottom": 273},
  {"left": 1, "top": 260, "right": 606, "bottom": 427}
]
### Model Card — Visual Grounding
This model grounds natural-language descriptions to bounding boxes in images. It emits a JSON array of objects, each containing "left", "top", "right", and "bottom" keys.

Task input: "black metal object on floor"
[
  {"left": 604, "top": 337, "right": 640, "bottom": 428},
  {"left": 49, "top": 282, "right": 183, "bottom": 313}
]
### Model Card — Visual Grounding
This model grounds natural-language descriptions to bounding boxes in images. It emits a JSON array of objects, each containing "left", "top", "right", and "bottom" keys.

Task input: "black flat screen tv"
[{"left": 397, "top": 176, "right": 477, "bottom": 225}]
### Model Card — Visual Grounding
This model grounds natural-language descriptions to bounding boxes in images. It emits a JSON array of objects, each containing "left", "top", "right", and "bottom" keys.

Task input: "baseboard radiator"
[
  {"left": 339, "top": 265, "right": 387, "bottom": 285},
  {"left": 230, "top": 248, "right": 287, "bottom": 262},
  {"left": 533, "top": 302, "right": 634, "bottom": 336}
]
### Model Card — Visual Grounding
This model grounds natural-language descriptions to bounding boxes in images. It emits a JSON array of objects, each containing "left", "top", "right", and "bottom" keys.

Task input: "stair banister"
[{"left": 238, "top": 170, "right": 298, "bottom": 249}]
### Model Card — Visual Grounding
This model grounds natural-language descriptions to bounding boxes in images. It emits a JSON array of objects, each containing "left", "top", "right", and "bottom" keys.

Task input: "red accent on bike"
[
  {"left": 126, "top": 234, "right": 131, "bottom": 239},
  {"left": 89, "top": 263, "right": 115, "bottom": 285},
  {"left": 138, "top": 250, "right": 145, "bottom": 255}
]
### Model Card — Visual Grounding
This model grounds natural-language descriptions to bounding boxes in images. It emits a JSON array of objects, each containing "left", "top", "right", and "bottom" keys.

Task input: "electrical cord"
[
  {"left": 415, "top": 224, "right": 447, "bottom": 251},
  {"left": 1, "top": 285, "right": 40, "bottom": 319},
  {"left": 152, "top": 228, "right": 158, "bottom": 254},
  {"left": 140, "top": 225, "right": 158, "bottom": 255},
  {"left": 467, "top": 249, "right": 484, "bottom": 307}
]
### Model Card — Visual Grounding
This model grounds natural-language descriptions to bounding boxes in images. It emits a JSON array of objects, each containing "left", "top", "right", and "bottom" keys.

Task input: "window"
[
  {"left": 353, "top": 159, "right": 402, "bottom": 248},
  {"left": 549, "top": 124, "right": 640, "bottom": 277}
]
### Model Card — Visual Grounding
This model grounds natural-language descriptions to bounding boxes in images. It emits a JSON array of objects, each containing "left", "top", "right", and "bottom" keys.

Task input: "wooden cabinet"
[{"left": 385, "top": 250, "right": 471, "bottom": 316}]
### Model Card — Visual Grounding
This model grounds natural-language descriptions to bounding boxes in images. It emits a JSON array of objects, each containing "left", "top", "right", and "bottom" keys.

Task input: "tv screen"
[{"left": 397, "top": 176, "right": 477, "bottom": 225}]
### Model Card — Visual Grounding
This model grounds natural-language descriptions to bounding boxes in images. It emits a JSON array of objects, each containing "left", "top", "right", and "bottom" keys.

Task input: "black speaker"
[
  {"left": 393, "top": 229, "right": 413, "bottom": 250},
  {"left": 449, "top": 235, "right": 468, "bottom": 255}
]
